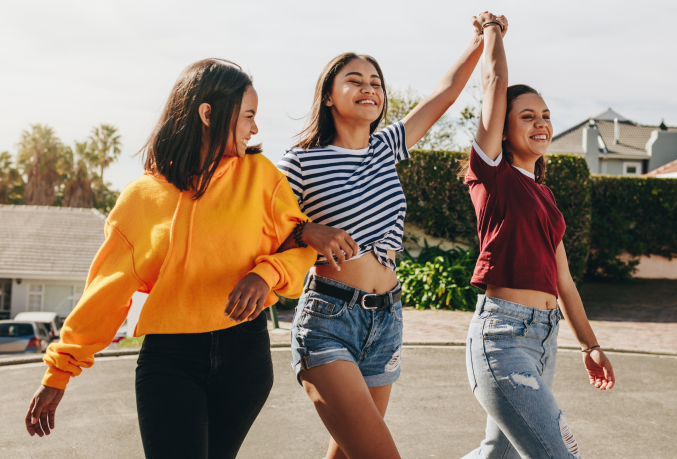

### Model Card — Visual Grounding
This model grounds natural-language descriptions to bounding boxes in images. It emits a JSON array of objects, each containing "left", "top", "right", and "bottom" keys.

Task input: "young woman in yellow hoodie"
[{"left": 24, "top": 59, "right": 317, "bottom": 458}]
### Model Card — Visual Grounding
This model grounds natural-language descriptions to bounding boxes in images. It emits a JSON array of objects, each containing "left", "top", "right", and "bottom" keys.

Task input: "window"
[
  {"left": 26, "top": 283, "right": 85, "bottom": 318},
  {"left": 0, "top": 279, "right": 11, "bottom": 319},
  {"left": 623, "top": 162, "right": 642, "bottom": 176}
]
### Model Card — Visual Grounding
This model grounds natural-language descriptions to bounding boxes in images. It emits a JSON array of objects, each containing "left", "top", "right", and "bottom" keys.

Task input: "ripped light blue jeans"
[{"left": 462, "top": 295, "right": 582, "bottom": 459}]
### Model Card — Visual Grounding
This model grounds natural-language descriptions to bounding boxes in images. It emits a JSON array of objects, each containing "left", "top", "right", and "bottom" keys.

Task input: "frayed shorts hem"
[{"left": 293, "top": 349, "right": 401, "bottom": 388}]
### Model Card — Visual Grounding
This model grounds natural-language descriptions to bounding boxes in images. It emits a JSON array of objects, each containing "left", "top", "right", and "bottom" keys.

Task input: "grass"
[{"left": 116, "top": 336, "right": 144, "bottom": 348}]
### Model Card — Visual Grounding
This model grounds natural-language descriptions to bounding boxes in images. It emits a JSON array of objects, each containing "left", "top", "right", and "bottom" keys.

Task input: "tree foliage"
[
  {"left": 0, "top": 124, "right": 122, "bottom": 213},
  {"left": 381, "top": 86, "right": 458, "bottom": 151}
]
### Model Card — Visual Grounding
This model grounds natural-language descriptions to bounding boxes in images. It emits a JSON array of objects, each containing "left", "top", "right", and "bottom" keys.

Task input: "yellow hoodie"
[{"left": 42, "top": 154, "right": 316, "bottom": 389}]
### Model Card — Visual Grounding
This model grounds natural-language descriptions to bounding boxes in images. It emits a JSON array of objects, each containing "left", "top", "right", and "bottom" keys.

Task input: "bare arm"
[
  {"left": 474, "top": 14, "right": 508, "bottom": 161},
  {"left": 402, "top": 32, "right": 484, "bottom": 149},
  {"left": 556, "top": 242, "right": 615, "bottom": 390}
]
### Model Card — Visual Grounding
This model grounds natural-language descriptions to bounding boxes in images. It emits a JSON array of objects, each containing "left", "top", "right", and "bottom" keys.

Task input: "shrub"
[
  {"left": 543, "top": 154, "right": 592, "bottom": 284},
  {"left": 587, "top": 176, "right": 677, "bottom": 281},
  {"left": 397, "top": 243, "right": 482, "bottom": 310},
  {"left": 397, "top": 150, "right": 477, "bottom": 245}
]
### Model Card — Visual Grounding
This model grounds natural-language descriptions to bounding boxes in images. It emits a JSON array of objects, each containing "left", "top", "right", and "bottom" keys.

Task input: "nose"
[
  {"left": 251, "top": 119, "right": 259, "bottom": 135},
  {"left": 534, "top": 116, "right": 546, "bottom": 128},
  {"left": 360, "top": 82, "right": 375, "bottom": 94}
]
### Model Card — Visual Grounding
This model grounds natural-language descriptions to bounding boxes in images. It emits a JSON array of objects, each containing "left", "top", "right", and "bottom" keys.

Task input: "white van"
[{"left": 14, "top": 312, "right": 64, "bottom": 339}]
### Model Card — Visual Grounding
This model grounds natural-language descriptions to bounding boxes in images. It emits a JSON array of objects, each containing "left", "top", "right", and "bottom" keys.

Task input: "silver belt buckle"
[{"left": 360, "top": 293, "right": 379, "bottom": 310}]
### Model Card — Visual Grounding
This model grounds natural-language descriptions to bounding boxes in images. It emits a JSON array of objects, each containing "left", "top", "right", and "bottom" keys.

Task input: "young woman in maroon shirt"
[{"left": 461, "top": 12, "right": 615, "bottom": 459}]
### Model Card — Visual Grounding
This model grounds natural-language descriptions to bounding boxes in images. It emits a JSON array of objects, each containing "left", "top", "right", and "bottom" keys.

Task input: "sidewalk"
[{"left": 269, "top": 279, "right": 677, "bottom": 353}]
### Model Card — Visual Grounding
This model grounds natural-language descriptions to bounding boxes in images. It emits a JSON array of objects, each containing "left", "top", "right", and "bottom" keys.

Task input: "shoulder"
[
  {"left": 242, "top": 153, "right": 286, "bottom": 182},
  {"left": 372, "top": 121, "right": 405, "bottom": 144}
]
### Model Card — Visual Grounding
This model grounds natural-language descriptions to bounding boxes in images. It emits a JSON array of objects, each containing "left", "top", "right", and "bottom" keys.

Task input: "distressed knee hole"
[
  {"left": 558, "top": 411, "right": 581, "bottom": 459},
  {"left": 508, "top": 372, "right": 540, "bottom": 390}
]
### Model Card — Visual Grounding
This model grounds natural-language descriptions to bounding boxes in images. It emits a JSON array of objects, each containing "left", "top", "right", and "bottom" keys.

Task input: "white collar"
[{"left": 512, "top": 166, "right": 535, "bottom": 180}]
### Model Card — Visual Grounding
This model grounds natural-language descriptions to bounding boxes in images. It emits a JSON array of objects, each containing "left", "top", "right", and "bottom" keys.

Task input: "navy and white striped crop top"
[{"left": 277, "top": 121, "right": 410, "bottom": 272}]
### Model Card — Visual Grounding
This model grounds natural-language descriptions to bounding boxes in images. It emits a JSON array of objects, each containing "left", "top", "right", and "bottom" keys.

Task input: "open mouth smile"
[
  {"left": 530, "top": 134, "right": 549, "bottom": 141},
  {"left": 356, "top": 99, "right": 377, "bottom": 106}
]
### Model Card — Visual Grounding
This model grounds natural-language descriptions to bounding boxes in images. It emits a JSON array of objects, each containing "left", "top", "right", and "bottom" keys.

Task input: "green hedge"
[
  {"left": 397, "top": 150, "right": 477, "bottom": 245},
  {"left": 398, "top": 151, "right": 592, "bottom": 285},
  {"left": 587, "top": 176, "right": 677, "bottom": 280},
  {"left": 543, "top": 154, "right": 592, "bottom": 284}
]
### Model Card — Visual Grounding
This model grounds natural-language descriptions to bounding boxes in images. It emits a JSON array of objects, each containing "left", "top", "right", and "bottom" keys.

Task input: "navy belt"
[{"left": 307, "top": 278, "right": 401, "bottom": 311}]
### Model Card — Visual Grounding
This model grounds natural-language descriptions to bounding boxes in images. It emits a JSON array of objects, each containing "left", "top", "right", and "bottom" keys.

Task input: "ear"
[
  {"left": 325, "top": 97, "right": 333, "bottom": 107},
  {"left": 198, "top": 103, "right": 211, "bottom": 127}
]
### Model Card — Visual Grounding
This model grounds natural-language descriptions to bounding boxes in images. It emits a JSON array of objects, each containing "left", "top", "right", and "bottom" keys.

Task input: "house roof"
[
  {"left": 644, "top": 157, "right": 677, "bottom": 177},
  {"left": 0, "top": 205, "right": 105, "bottom": 280},
  {"left": 548, "top": 109, "right": 677, "bottom": 158}
]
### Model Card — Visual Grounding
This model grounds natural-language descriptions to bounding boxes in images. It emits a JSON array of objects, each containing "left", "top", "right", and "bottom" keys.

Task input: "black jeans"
[{"left": 135, "top": 313, "right": 274, "bottom": 459}]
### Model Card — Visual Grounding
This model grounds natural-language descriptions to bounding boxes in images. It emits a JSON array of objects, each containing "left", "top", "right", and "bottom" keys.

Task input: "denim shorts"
[{"left": 290, "top": 274, "right": 404, "bottom": 387}]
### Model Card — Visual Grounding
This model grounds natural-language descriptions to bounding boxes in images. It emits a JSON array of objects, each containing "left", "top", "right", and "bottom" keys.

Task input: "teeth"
[
  {"left": 532, "top": 135, "right": 547, "bottom": 140},
  {"left": 241, "top": 139, "right": 248, "bottom": 145},
  {"left": 358, "top": 100, "right": 376, "bottom": 105}
]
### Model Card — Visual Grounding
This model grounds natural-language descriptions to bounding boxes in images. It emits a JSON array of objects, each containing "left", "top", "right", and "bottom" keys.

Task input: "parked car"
[
  {"left": 13, "top": 312, "right": 64, "bottom": 339},
  {"left": 109, "top": 320, "right": 127, "bottom": 348},
  {"left": 0, "top": 321, "right": 51, "bottom": 354}
]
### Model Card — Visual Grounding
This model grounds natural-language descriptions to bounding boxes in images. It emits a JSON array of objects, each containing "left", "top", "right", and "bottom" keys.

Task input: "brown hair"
[
  {"left": 503, "top": 84, "right": 546, "bottom": 184},
  {"left": 294, "top": 53, "right": 387, "bottom": 149},
  {"left": 141, "top": 58, "right": 261, "bottom": 200},
  {"left": 459, "top": 84, "right": 546, "bottom": 184}
]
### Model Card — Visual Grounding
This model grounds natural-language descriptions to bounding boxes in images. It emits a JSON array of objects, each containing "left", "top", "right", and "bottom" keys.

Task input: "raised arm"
[
  {"left": 401, "top": 24, "right": 485, "bottom": 149},
  {"left": 474, "top": 13, "right": 509, "bottom": 161},
  {"left": 556, "top": 242, "right": 615, "bottom": 390}
]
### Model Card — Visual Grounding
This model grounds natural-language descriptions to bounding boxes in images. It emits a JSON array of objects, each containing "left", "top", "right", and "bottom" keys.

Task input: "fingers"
[
  {"left": 25, "top": 399, "right": 37, "bottom": 436},
  {"left": 346, "top": 234, "right": 359, "bottom": 259},
  {"left": 29, "top": 398, "right": 46, "bottom": 437},
  {"left": 247, "top": 299, "right": 267, "bottom": 322},
  {"left": 324, "top": 248, "right": 341, "bottom": 271},
  {"left": 224, "top": 289, "right": 242, "bottom": 317},
  {"left": 39, "top": 409, "right": 51, "bottom": 435},
  {"left": 230, "top": 291, "right": 254, "bottom": 322}
]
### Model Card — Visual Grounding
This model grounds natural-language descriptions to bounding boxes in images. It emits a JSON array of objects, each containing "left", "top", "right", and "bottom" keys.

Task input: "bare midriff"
[
  {"left": 485, "top": 285, "right": 558, "bottom": 310},
  {"left": 313, "top": 250, "right": 399, "bottom": 294}
]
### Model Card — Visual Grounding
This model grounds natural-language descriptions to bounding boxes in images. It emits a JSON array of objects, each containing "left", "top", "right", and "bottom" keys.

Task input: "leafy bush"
[
  {"left": 543, "top": 154, "right": 592, "bottom": 284},
  {"left": 587, "top": 176, "right": 677, "bottom": 281},
  {"left": 397, "top": 150, "right": 477, "bottom": 245},
  {"left": 397, "top": 243, "right": 482, "bottom": 310}
]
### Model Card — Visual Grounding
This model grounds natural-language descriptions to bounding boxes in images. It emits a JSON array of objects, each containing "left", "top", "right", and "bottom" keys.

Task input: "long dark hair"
[
  {"left": 294, "top": 53, "right": 387, "bottom": 149},
  {"left": 141, "top": 58, "right": 262, "bottom": 199},
  {"left": 503, "top": 84, "right": 546, "bottom": 184}
]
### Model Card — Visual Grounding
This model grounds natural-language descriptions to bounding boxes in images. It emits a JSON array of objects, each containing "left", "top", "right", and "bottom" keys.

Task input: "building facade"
[{"left": 548, "top": 109, "right": 677, "bottom": 176}]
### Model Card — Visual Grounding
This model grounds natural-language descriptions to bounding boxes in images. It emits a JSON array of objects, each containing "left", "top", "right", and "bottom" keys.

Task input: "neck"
[
  {"left": 510, "top": 154, "right": 539, "bottom": 174},
  {"left": 330, "top": 111, "right": 372, "bottom": 150}
]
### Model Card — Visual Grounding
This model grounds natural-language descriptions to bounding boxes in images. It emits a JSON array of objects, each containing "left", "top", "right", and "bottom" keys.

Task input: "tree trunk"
[
  {"left": 24, "top": 169, "right": 58, "bottom": 206},
  {"left": 63, "top": 180, "right": 93, "bottom": 208}
]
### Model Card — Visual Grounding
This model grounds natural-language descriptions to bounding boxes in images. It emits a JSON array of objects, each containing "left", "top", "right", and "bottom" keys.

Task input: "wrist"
[
  {"left": 292, "top": 220, "right": 310, "bottom": 248},
  {"left": 581, "top": 344, "right": 600, "bottom": 352}
]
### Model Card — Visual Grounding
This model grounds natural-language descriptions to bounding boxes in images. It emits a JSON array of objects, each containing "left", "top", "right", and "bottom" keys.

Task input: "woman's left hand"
[
  {"left": 224, "top": 273, "right": 271, "bottom": 323},
  {"left": 582, "top": 348, "right": 615, "bottom": 390}
]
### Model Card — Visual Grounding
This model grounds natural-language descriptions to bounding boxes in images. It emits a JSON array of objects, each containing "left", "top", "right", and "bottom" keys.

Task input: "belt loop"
[
  {"left": 348, "top": 289, "right": 359, "bottom": 309},
  {"left": 530, "top": 308, "right": 536, "bottom": 325},
  {"left": 388, "top": 291, "right": 394, "bottom": 312},
  {"left": 303, "top": 274, "right": 313, "bottom": 294},
  {"left": 479, "top": 295, "right": 487, "bottom": 313}
]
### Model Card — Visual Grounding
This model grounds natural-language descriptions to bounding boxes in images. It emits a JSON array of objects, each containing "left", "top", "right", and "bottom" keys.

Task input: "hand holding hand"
[
  {"left": 473, "top": 11, "right": 506, "bottom": 37},
  {"left": 25, "top": 385, "right": 65, "bottom": 437},
  {"left": 224, "top": 273, "right": 271, "bottom": 323},
  {"left": 302, "top": 222, "right": 359, "bottom": 271},
  {"left": 582, "top": 348, "right": 615, "bottom": 390}
]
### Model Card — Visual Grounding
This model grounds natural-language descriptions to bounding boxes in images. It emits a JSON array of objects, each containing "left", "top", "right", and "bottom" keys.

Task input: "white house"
[{"left": 549, "top": 109, "right": 677, "bottom": 176}]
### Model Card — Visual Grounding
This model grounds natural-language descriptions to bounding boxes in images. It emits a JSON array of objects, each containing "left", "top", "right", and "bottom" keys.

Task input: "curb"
[{"left": 2, "top": 342, "right": 674, "bottom": 367}]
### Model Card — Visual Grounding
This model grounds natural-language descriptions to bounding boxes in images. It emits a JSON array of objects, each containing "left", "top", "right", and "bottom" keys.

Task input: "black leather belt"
[{"left": 307, "top": 278, "right": 401, "bottom": 310}]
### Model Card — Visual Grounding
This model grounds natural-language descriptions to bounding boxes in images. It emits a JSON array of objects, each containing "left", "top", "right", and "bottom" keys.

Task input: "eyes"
[
  {"left": 348, "top": 79, "right": 381, "bottom": 88},
  {"left": 521, "top": 114, "right": 550, "bottom": 121}
]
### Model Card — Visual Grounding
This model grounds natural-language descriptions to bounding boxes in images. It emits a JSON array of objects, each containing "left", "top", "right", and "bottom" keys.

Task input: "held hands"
[
  {"left": 301, "top": 222, "right": 359, "bottom": 271},
  {"left": 25, "top": 385, "right": 65, "bottom": 437},
  {"left": 582, "top": 348, "right": 615, "bottom": 390},
  {"left": 224, "top": 273, "right": 271, "bottom": 323},
  {"left": 472, "top": 11, "right": 508, "bottom": 38}
]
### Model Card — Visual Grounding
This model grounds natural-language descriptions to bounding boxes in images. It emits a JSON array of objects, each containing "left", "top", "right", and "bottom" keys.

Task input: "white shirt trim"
[
  {"left": 473, "top": 139, "right": 502, "bottom": 166},
  {"left": 512, "top": 166, "right": 535, "bottom": 180}
]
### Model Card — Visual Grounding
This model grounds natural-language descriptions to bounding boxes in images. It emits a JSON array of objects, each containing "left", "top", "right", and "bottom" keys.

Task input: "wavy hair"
[{"left": 141, "top": 58, "right": 261, "bottom": 199}]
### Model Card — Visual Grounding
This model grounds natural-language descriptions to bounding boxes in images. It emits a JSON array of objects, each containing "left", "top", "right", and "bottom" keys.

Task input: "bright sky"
[{"left": 1, "top": 1, "right": 675, "bottom": 192}]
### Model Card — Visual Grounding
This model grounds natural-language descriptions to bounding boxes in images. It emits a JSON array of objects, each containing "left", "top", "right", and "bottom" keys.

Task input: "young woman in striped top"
[{"left": 277, "top": 18, "right": 500, "bottom": 459}]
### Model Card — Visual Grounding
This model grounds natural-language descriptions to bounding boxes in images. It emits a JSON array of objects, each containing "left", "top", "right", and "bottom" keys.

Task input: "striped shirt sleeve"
[
  {"left": 373, "top": 121, "right": 410, "bottom": 164},
  {"left": 277, "top": 149, "right": 304, "bottom": 205}
]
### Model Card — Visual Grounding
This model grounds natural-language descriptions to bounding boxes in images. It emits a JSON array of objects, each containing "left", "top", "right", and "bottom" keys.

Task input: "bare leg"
[{"left": 301, "top": 360, "right": 400, "bottom": 459}]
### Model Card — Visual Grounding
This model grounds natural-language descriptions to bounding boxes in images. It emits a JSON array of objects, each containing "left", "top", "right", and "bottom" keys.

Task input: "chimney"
[
  {"left": 614, "top": 118, "right": 620, "bottom": 144},
  {"left": 659, "top": 119, "right": 668, "bottom": 131},
  {"left": 582, "top": 119, "right": 600, "bottom": 173}
]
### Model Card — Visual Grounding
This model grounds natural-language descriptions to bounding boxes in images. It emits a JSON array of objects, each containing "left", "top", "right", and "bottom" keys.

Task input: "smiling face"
[
  {"left": 223, "top": 85, "right": 259, "bottom": 158},
  {"left": 326, "top": 58, "right": 384, "bottom": 126},
  {"left": 503, "top": 93, "right": 553, "bottom": 160}
]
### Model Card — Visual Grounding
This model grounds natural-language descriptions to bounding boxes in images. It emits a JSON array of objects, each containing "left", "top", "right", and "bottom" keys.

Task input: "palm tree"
[
  {"left": 62, "top": 141, "right": 94, "bottom": 208},
  {"left": 16, "top": 125, "right": 67, "bottom": 206},
  {"left": 0, "top": 151, "right": 25, "bottom": 204},
  {"left": 88, "top": 124, "right": 121, "bottom": 183}
]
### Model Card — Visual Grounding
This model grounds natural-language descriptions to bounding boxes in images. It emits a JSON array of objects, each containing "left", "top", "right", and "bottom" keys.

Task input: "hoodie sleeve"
[
  {"left": 249, "top": 176, "right": 317, "bottom": 299},
  {"left": 42, "top": 223, "right": 146, "bottom": 389}
]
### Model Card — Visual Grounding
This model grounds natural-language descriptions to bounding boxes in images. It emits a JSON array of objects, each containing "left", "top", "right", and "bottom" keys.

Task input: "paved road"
[{"left": 1, "top": 347, "right": 675, "bottom": 458}]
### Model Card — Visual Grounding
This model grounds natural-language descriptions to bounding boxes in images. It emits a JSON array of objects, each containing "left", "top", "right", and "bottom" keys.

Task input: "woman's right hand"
[
  {"left": 302, "top": 222, "right": 359, "bottom": 271},
  {"left": 25, "top": 385, "right": 65, "bottom": 437}
]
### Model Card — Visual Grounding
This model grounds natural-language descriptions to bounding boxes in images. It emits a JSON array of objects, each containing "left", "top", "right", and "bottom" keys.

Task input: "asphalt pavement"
[{"left": 1, "top": 347, "right": 675, "bottom": 459}]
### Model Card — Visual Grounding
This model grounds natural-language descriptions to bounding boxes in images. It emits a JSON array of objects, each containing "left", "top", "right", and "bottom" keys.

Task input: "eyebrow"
[
  {"left": 244, "top": 109, "right": 256, "bottom": 115},
  {"left": 345, "top": 71, "right": 381, "bottom": 79},
  {"left": 519, "top": 108, "right": 550, "bottom": 114}
]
